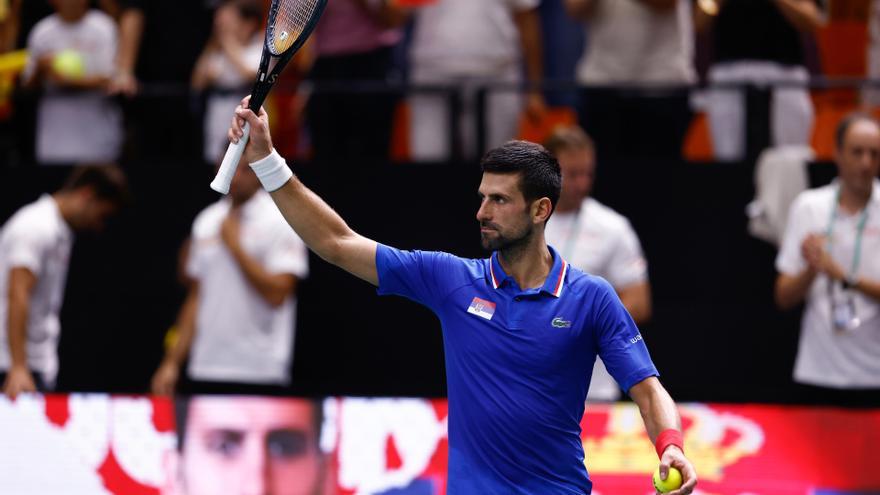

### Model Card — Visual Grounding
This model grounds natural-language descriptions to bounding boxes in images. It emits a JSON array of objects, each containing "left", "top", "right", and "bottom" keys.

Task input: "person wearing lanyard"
[
  {"left": 543, "top": 126, "right": 652, "bottom": 402},
  {"left": 775, "top": 113, "right": 880, "bottom": 393}
]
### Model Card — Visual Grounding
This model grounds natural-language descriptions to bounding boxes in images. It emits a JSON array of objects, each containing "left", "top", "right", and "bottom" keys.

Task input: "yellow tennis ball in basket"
[
  {"left": 52, "top": 49, "right": 85, "bottom": 78},
  {"left": 653, "top": 466, "right": 682, "bottom": 493}
]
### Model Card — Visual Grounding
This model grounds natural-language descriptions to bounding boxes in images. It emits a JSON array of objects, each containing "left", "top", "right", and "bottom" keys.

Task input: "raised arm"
[
  {"left": 629, "top": 377, "right": 698, "bottom": 495},
  {"left": 229, "top": 97, "right": 379, "bottom": 286}
]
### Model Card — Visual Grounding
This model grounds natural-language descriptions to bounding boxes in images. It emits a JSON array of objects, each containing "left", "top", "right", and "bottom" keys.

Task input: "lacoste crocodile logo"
[{"left": 551, "top": 317, "right": 572, "bottom": 328}]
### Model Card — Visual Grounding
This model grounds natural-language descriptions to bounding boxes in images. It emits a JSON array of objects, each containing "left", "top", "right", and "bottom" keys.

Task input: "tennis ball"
[
  {"left": 653, "top": 466, "right": 682, "bottom": 493},
  {"left": 52, "top": 49, "right": 85, "bottom": 79}
]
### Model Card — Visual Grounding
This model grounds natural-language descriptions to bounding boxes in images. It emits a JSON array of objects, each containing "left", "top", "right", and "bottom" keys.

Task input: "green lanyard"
[{"left": 825, "top": 187, "right": 870, "bottom": 279}]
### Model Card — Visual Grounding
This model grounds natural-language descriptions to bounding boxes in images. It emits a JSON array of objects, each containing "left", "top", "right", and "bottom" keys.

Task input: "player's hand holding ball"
[
  {"left": 653, "top": 466, "right": 682, "bottom": 493},
  {"left": 655, "top": 445, "right": 697, "bottom": 495}
]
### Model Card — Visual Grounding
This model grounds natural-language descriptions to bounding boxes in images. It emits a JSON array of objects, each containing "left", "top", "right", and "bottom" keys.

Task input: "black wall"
[{"left": 0, "top": 158, "right": 842, "bottom": 404}]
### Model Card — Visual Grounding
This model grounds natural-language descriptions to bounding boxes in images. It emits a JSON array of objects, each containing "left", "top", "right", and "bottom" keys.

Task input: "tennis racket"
[{"left": 210, "top": 0, "right": 327, "bottom": 194}]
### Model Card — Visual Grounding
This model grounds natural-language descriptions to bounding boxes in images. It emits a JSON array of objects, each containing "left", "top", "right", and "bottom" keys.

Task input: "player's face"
[
  {"left": 180, "top": 397, "right": 324, "bottom": 495},
  {"left": 556, "top": 147, "right": 595, "bottom": 210},
  {"left": 476, "top": 172, "right": 535, "bottom": 251},
  {"left": 836, "top": 119, "right": 880, "bottom": 198}
]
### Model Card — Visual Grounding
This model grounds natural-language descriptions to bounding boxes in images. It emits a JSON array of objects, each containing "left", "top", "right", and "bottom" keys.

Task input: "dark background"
[{"left": 0, "top": 157, "right": 843, "bottom": 404}]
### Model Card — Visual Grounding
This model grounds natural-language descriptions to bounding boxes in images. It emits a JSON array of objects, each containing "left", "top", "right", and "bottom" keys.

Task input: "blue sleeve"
[
  {"left": 591, "top": 278, "right": 658, "bottom": 394},
  {"left": 375, "top": 244, "right": 459, "bottom": 310}
]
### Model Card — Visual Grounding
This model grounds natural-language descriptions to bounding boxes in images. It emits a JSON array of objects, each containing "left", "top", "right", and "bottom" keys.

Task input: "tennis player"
[{"left": 227, "top": 97, "right": 697, "bottom": 494}]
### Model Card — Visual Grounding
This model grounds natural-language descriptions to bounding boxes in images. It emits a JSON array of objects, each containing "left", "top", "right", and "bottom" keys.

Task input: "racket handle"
[{"left": 210, "top": 122, "right": 251, "bottom": 194}]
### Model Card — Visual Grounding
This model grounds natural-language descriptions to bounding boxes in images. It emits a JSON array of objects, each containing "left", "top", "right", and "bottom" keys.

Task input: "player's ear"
[{"left": 532, "top": 197, "right": 553, "bottom": 224}]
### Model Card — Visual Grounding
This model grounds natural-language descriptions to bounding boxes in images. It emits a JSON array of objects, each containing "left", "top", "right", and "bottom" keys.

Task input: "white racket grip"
[{"left": 210, "top": 122, "right": 251, "bottom": 194}]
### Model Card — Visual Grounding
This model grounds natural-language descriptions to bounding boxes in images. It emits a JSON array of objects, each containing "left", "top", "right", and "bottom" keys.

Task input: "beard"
[{"left": 480, "top": 220, "right": 534, "bottom": 252}]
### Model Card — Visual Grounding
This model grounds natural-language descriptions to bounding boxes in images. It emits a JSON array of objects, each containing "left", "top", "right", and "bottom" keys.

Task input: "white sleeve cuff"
[{"left": 249, "top": 149, "right": 293, "bottom": 192}]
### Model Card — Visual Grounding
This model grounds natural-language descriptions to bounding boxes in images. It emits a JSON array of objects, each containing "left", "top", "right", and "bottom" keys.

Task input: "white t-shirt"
[
  {"left": 409, "top": 0, "right": 539, "bottom": 76},
  {"left": 576, "top": 0, "right": 695, "bottom": 84},
  {"left": 546, "top": 197, "right": 648, "bottom": 400},
  {"left": 0, "top": 195, "right": 74, "bottom": 384},
  {"left": 776, "top": 180, "right": 880, "bottom": 389},
  {"left": 23, "top": 11, "right": 121, "bottom": 164},
  {"left": 186, "top": 191, "right": 309, "bottom": 384}
]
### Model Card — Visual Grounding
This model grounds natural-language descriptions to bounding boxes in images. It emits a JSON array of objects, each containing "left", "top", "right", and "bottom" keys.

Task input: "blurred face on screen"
[
  {"left": 836, "top": 119, "right": 880, "bottom": 199},
  {"left": 476, "top": 172, "right": 535, "bottom": 251},
  {"left": 176, "top": 397, "right": 324, "bottom": 495},
  {"left": 555, "top": 147, "right": 595, "bottom": 212}
]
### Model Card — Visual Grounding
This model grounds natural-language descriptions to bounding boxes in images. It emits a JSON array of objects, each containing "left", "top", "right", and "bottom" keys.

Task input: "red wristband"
[{"left": 655, "top": 429, "right": 684, "bottom": 458}]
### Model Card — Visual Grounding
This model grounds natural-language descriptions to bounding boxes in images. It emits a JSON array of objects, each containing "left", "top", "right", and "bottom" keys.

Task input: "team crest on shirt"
[
  {"left": 551, "top": 317, "right": 572, "bottom": 328},
  {"left": 467, "top": 297, "right": 496, "bottom": 320}
]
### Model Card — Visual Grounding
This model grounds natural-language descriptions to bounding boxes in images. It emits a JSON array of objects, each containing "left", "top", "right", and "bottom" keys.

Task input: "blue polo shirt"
[{"left": 376, "top": 244, "right": 658, "bottom": 495}]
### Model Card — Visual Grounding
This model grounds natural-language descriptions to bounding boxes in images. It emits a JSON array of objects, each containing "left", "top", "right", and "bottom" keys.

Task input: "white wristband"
[{"left": 249, "top": 149, "right": 293, "bottom": 192}]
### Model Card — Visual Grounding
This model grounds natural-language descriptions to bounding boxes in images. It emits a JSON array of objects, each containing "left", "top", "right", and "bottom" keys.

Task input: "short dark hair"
[
  {"left": 61, "top": 165, "right": 131, "bottom": 207},
  {"left": 542, "top": 125, "right": 595, "bottom": 157},
  {"left": 480, "top": 140, "right": 562, "bottom": 217},
  {"left": 835, "top": 112, "right": 880, "bottom": 150},
  {"left": 174, "top": 396, "right": 324, "bottom": 453}
]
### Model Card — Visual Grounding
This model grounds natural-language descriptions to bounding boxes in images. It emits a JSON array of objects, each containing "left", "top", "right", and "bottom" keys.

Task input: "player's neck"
[{"left": 498, "top": 236, "right": 554, "bottom": 290}]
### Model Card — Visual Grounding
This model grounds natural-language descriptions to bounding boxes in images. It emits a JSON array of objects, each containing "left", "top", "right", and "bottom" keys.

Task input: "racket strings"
[{"left": 268, "top": 0, "right": 321, "bottom": 55}]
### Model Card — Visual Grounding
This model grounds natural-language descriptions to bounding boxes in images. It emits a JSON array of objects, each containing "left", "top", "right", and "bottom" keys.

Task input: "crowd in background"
[
  {"left": 0, "top": 0, "right": 879, "bottom": 404},
  {"left": 3, "top": 0, "right": 880, "bottom": 166}
]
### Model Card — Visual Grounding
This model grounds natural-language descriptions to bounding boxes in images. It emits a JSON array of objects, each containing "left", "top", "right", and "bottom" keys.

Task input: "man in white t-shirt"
[
  {"left": 21, "top": 0, "right": 122, "bottom": 164},
  {"left": 407, "top": 0, "right": 546, "bottom": 161},
  {"left": 0, "top": 166, "right": 129, "bottom": 399},
  {"left": 544, "top": 126, "right": 652, "bottom": 401},
  {"left": 776, "top": 113, "right": 880, "bottom": 390},
  {"left": 151, "top": 158, "right": 309, "bottom": 394}
]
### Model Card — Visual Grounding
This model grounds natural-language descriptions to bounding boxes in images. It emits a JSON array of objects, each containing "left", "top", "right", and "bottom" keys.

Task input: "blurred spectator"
[
  {"left": 21, "top": 0, "right": 122, "bottom": 164},
  {"left": 775, "top": 113, "right": 880, "bottom": 390},
  {"left": 0, "top": 165, "right": 128, "bottom": 399},
  {"left": 306, "top": 0, "right": 408, "bottom": 163},
  {"left": 543, "top": 126, "right": 652, "bottom": 401},
  {"left": 408, "top": 0, "right": 546, "bottom": 161},
  {"left": 151, "top": 156, "right": 308, "bottom": 395},
  {"left": 565, "top": 0, "right": 695, "bottom": 159},
  {"left": 696, "top": 0, "right": 826, "bottom": 161},
  {"left": 163, "top": 396, "right": 328, "bottom": 495},
  {"left": 192, "top": 0, "right": 263, "bottom": 163}
]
